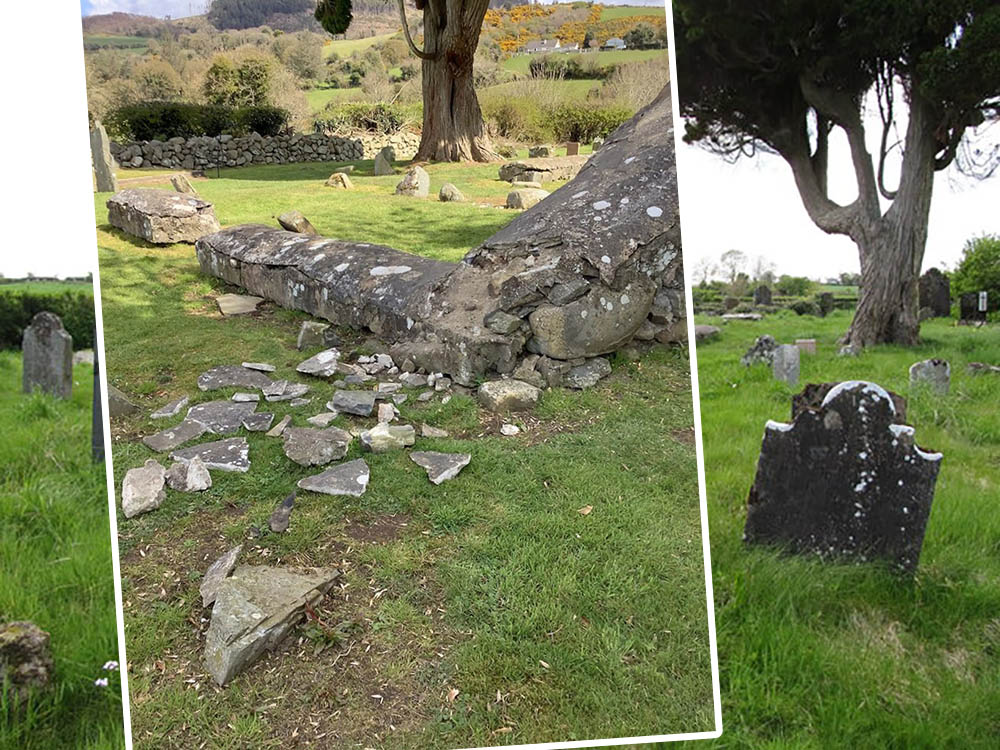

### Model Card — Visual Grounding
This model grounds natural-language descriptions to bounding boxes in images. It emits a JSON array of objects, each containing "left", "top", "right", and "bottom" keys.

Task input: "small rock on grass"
[
  {"left": 266, "top": 415, "right": 292, "bottom": 437},
  {"left": 330, "top": 390, "right": 376, "bottom": 417},
  {"left": 410, "top": 451, "right": 471, "bottom": 484},
  {"left": 297, "top": 459, "right": 370, "bottom": 497},
  {"left": 165, "top": 456, "right": 212, "bottom": 492},
  {"left": 268, "top": 492, "right": 296, "bottom": 533},
  {"left": 478, "top": 380, "right": 540, "bottom": 411},
  {"left": 421, "top": 424, "right": 449, "bottom": 438},
  {"left": 121, "top": 459, "right": 166, "bottom": 518},
  {"left": 500, "top": 423, "right": 521, "bottom": 436},
  {"left": 360, "top": 423, "right": 415, "bottom": 452}
]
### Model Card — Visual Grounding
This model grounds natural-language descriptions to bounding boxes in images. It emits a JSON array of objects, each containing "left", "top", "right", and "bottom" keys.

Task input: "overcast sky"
[{"left": 80, "top": 0, "right": 210, "bottom": 17}]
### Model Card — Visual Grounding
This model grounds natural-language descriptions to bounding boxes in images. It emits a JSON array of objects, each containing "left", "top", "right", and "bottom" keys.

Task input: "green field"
[
  {"left": 322, "top": 32, "right": 397, "bottom": 59},
  {"left": 501, "top": 47, "right": 668, "bottom": 75},
  {"left": 0, "top": 353, "right": 124, "bottom": 749},
  {"left": 93, "top": 160, "right": 714, "bottom": 747},
  {"left": 600, "top": 4, "right": 668, "bottom": 21},
  {"left": 304, "top": 85, "right": 366, "bottom": 113},
  {"left": 82, "top": 34, "right": 150, "bottom": 51},
  {"left": 0, "top": 281, "right": 92, "bottom": 295},
  {"left": 684, "top": 309, "right": 1000, "bottom": 747}
]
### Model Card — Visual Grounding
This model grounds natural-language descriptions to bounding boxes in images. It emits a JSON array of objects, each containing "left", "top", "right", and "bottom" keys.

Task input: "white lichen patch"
[
  {"left": 335, "top": 263, "right": 349, "bottom": 273},
  {"left": 765, "top": 419, "right": 793, "bottom": 432},
  {"left": 592, "top": 200, "right": 611, "bottom": 211},
  {"left": 646, "top": 206, "right": 663, "bottom": 218},
  {"left": 601, "top": 255, "right": 611, "bottom": 264},
  {"left": 370, "top": 265, "right": 411, "bottom": 276}
]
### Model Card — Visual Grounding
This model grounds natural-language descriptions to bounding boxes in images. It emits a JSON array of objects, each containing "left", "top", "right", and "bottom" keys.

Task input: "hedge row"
[
  {"left": 106, "top": 101, "right": 289, "bottom": 142},
  {"left": 0, "top": 292, "right": 96, "bottom": 351}
]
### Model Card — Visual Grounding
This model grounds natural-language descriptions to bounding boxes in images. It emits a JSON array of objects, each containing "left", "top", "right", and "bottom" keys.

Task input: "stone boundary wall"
[{"left": 110, "top": 130, "right": 421, "bottom": 170}]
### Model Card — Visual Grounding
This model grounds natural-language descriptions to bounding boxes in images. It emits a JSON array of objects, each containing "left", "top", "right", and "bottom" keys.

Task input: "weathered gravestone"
[
  {"left": 909, "top": 358, "right": 950, "bottom": 395},
  {"left": 90, "top": 122, "right": 118, "bottom": 193},
  {"left": 565, "top": 141, "right": 580, "bottom": 156},
  {"left": 918, "top": 268, "right": 950, "bottom": 318},
  {"left": 791, "top": 382, "right": 908, "bottom": 424},
  {"left": 795, "top": 338, "right": 817, "bottom": 355},
  {"left": 745, "top": 381, "right": 941, "bottom": 572},
  {"left": 772, "top": 344, "right": 799, "bottom": 386},
  {"left": 107, "top": 188, "right": 221, "bottom": 244},
  {"left": 817, "top": 292, "right": 834, "bottom": 317},
  {"left": 753, "top": 285, "right": 772, "bottom": 306},
  {"left": 740, "top": 334, "right": 778, "bottom": 366},
  {"left": 395, "top": 166, "right": 430, "bottom": 198},
  {"left": 373, "top": 146, "right": 395, "bottom": 176},
  {"left": 170, "top": 173, "right": 198, "bottom": 196},
  {"left": 22, "top": 312, "right": 73, "bottom": 398},
  {"left": 0, "top": 621, "right": 53, "bottom": 704},
  {"left": 959, "top": 291, "right": 988, "bottom": 324}
]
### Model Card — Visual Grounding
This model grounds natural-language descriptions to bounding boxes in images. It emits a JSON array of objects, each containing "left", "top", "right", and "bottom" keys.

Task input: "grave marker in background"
[{"left": 22, "top": 312, "right": 73, "bottom": 399}]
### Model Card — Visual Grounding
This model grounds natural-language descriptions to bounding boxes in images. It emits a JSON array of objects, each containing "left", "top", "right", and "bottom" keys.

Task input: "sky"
[{"left": 80, "top": 0, "right": 209, "bottom": 18}]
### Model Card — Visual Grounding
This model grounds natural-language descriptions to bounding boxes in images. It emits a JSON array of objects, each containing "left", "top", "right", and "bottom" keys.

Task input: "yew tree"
[
  {"left": 674, "top": 1, "right": 1000, "bottom": 347},
  {"left": 316, "top": 0, "right": 497, "bottom": 162}
]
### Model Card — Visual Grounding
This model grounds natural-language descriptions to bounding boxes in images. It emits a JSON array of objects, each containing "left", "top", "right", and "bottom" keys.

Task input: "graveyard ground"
[
  {"left": 682, "top": 309, "right": 1000, "bottom": 748},
  {"left": 0, "top": 352, "right": 124, "bottom": 749},
  {"left": 94, "top": 159, "right": 715, "bottom": 747}
]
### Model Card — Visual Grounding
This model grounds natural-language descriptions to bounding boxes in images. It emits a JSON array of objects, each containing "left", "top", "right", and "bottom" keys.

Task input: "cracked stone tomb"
[
  {"left": 107, "top": 188, "right": 220, "bottom": 244},
  {"left": 195, "top": 85, "right": 684, "bottom": 389},
  {"left": 744, "top": 381, "right": 942, "bottom": 573}
]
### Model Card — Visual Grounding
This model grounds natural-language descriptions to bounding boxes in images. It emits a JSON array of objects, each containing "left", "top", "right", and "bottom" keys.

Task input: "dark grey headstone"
[
  {"left": 22, "top": 312, "right": 73, "bottom": 399},
  {"left": 918, "top": 268, "right": 950, "bottom": 318},
  {"left": 791, "top": 382, "right": 907, "bottom": 425},
  {"left": 753, "top": 285, "right": 772, "bottom": 306},
  {"left": 959, "top": 291, "right": 988, "bottom": 324}
]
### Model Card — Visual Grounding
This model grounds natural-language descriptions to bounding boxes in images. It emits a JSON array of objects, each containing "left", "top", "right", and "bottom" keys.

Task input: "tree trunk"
[{"left": 416, "top": 0, "right": 497, "bottom": 162}]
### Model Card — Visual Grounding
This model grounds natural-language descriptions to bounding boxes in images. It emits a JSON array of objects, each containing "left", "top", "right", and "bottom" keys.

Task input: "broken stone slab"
[
  {"left": 282, "top": 426, "right": 352, "bottom": 466},
  {"left": 506, "top": 188, "right": 550, "bottom": 210},
  {"left": 722, "top": 313, "right": 763, "bottom": 322},
  {"left": 377, "top": 402, "right": 398, "bottom": 423},
  {"left": 306, "top": 412, "right": 339, "bottom": 427},
  {"left": 265, "top": 414, "right": 292, "bottom": 437},
  {"left": 200, "top": 545, "right": 242, "bottom": 607},
  {"left": 151, "top": 395, "right": 189, "bottom": 419},
  {"left": 563, "top": 357, "right": 612, "bottom": 389},
  {"left": 242, "top": 362, "right": 275, "bottom": 372},
  {"left": 909, "top": 358, "right": 950, "bottom": 395},
  {"left": 232, "top": 392, "right": 260, "bottom": 402},
  {"left": 269, "top": 492, "right": 296, "bottom": 533},
  {"left": 289, "top": 397, "right": 311, "bottom": 407},
  {"left": 395, "top": 166, "right": 430, "bottom": 198},
  {"left": 325, "top": 172, "right": 353, "bottom": 189},
  {"left": 967, "top": 362, "right": 1000, "bottom": 375},
  {"left": 745, "top": 381, "right": 942, "bottom": 573},
  {"left": 439, "top": 183, "right": 465, "bottom": 202},
  {"left": 297, "top": 458, "right": 370, "bottom": 497},
  {"left": 478, "top": 380, "right": 541, "bottom": 411},
  {"left": 142, "top": 418, "right": 208, "bottom": 452},
  {"left": 360, "top": 423, "right": 415, "bottom": 453},
  {"left": 187, "top": 400, "right": 258, "bottom": 434},
  {"left": 772, "top": 344, "right": 800, "bottom": 387},
  {"left": 108, "top": 384, "right": 139, "bottom": 418},
  {"left": 121, "top": 459, "right": 167, "bottom": 518},
  {"left": 0, "top": 621, "right": 53, "bottom": 704},
  {"left": 165, "top": 456, "right": 212, "bottom": 492},
  {"left": 421, "top": 424, "right": 449, "bottom": 438},
  {"left": 107, "top": 188, "right": 220, "bottom": 244},
  {"left": 740, "top": 335, "right": 778, "bottom": 367},
  {"left": 409, "top": 451, "right": 471, "bottom": 484},
  {"left": 242, "top": 412, "right": 275, "bottom": 432},
  {"left": 217, "top": 294, "right": 264, "bottom": 316},
  {"left": 498, "top": 155, "right": 589, "bottom": 183},
  {"left": 330, "top": 390, "right": 376, "bottom": 417},
  {"left": 297, "top": 321, "right": 331, "bottom": 350},
  {"left": 264, "top": 383, "right": 310, "bottom": 402},
  {"left": 170, "top": 437, "right": 250, "bottom": 473},
  {"left": 198, "top": 365, "right": 274, "bottom": 392},
  {"left": 22, "top": 312, "right": 73, "bottom": 399},
  {"left": 296, "top": 348, "right": 341, "bottom": 377},
  {"left": 204, "top": 565, "right": 340, "bottom": 686},
  {"left": 170, "top": 173, "right": 198, "bottom": 196},
  {"left": 398, "top": 372, "right": 428, "bottom": 387}
]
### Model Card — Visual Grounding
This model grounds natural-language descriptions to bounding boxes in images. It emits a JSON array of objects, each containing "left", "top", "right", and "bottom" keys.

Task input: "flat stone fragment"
[
  {"left": 242, "top": 362, "right": 275, "bottom": 372},
  {"left": 745, "top": 381, "right": 942, "bottom": 573},
  {"left": 121, "top": 459, "right": 167, "bottom": 518},
  {"left": 360, "top": 423, "right": 415, "bottom": 453},
  {"left": 398, "top": 372, "right": 427, "bottom": 387},
  {"left": 0, "top": 621, "right": 53, "bottom": 703},
  {"left": 204, "top": 565, "right": 339, "bottom": 685},
  {"left": 478, "top": 380, "right": 541, "bottom": 411},
  {"left": 170, "top": 437, "right": 250, "bottom": 473},
  {"left": 722, "top": 313, "right": 763, "bottom": 321},
  {"left": 243, "top": 412, "right": 275, "bottom": 432},
  {"left": 330, "top": 390, "right": 376, "bottom": 417},
  {"left": 217, "top": 294, "right": 264, "bottom": 316},
  {"left": 151, "top": 396, "right": 189, "bottom": 419},
  {"left": 409, "top": 451, "right": 471, "bottom": 484},
  {"left": 143, "top": 418, "right": 208, "bottom": 452},
  {"left": 564, "top": 357, "right": 612, "bottom": 389},
  {"left": 187, "top": 400, "right": 258, "bottom": 434},
  {"left": 264, "top": 383, "right": 310, "bottom": 402},
  {"left": 296, "top": 349, "right": 341, "bottom": 377},
  {"left": 297, "top": 459, "right": 370, "bottom": 497},
  {"left": 282, "top": 426, "right": 352, "bottom": 466},
  {"left": 421, "top": 424, "right": 449, "bottom": 438},
  {"left": 200, "top": 545, "right": 242, "bottom": 607},
  {"left": 269, "top": 492, "right": 296, "bottom": 533},
  {"left": 297, "top": 321, "right": 331, "bottom": 351},
  {"left": 165, "top": 456, "right": 212, "bottom": 492},
  {"left": 232, "top": 392, "right": 260, "bottom": 402},
  {"left": 306, "top": 412, "right": 339, "bottom": 427},
  {"left": 277, "top": 210, "right": 318, "bottom": 235},
  {"left": 108, "top": 384, "right": 140, "bottom": 418},
  {"left": 909, "top": 358, "right": 950, "bottom": 395},
  {"left": 198, "top": 365, "right": 274, "bottom": 391},
  {"left": 265, "top": 415, "right": 292, "bottom": 437},
  {"left": 106, "top": 188, "right": 220, "bottom": 244}
]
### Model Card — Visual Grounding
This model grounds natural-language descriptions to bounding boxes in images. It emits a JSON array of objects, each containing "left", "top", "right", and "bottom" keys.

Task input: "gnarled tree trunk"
[{"left": 415, "top": 0, "right": 497, "bottom": 162}]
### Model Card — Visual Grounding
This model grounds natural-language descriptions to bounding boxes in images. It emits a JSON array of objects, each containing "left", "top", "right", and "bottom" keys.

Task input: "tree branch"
[{"left": 397, "top": 0, "right": 438, "bottom": 61}]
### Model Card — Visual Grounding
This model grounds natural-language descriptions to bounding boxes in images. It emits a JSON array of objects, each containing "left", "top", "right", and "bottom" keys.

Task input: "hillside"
[{"left": 81, "top": 12, "right": 165, "bottom": 36}]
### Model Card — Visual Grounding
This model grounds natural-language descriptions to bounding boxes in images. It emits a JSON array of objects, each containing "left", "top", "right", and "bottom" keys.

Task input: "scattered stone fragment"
[
  {"left": 264, "top": 383, "right": 310, "bottom": 402},
  {"left": 325, "top": 172, "right": 354, "bottom": 189},
  {"left": 395, "top": 166, "right": 430, "bottom": 198},
  {"left": 242, "top": 413, "right": 275, "bottom": 432},
  {"left": 417, "top": 390, "right": 434, "bottom": 402},
  {"left": 563, "top": 357, "right": 612, "bottom": 389},
  {"left": 165, "top": 456, "right": 212, "bottom": 492},
  {"left": 360, "top": 423, "right": 416, "bottom": 453},
  {"left": 421, "top": 424, "right": 449, "bottom": 438},
  {"left": 204, "top": 565, "right": 340, "bottom": 685},
  {"left": 722, "top": 313, "right": 763, "bottom": 321},
  {"left": 289, "top": 397, "right": 311, "bottom": 407},
  {"left": 231, "top": 392, "right": 260, "bottom": 402},
  {"left": 187, "top": 400, "right": 258, "bottom": 434},
  {"left": 266, "top": 415, "right": 293, "bottom": 437},
  {"left": 478, "top": 380, "right": 541, "bottom": 411},
  {"left": 268, "top": 492, "right": 296, "bottom": 533},
  {"left": 439, "top": 183, "right": 465, "bottom": 202},
  {"left": 967, "top": 362, "right": 1000, "bottom": 375},
  {"left": 741, "top": 335, "right": 778, "bottom": 367},
  {"left": 378, "top": 403, "right": 398, "bottom": 423},
  {"left": 277, "top": 210, "right": 318, "bottom": 235},
  {"left": 392, "top": 393, "right": 408, "bottom": 406},
  {"left": 121, "top": 459, "right": 167, "bottom": 518},
  {"left": 377, "top": 382, "right": 401, "bottom": 394},
  {"left": 0, "top": 621, "right": 53, "bottom": 703},
  {"left": 282, "top": 427, "right": 352, "bottom": 466},
  {"left": 108, "top": 384, "right": 140, "bottom": 419},
  {"left": 410, "top": 451, "right": 471, "bottom": 484},
  {"left": 297, "top": 321, "right": 331, "bottom": 351},
  {"left": 296, "top": 349, "right": 341, "bottom": 377},
  {"left": 200, "top": 545, "right": 242, "bottom": 607},
  {"left": 500, "top": 423, "right": 521, "bottom": 436},
  {"left": 695, "top": 325, "right": 721, "bottom": 343},
  {"left": 216, "top": 294, "right": 264, "bottom": 316},
  {"left": 306, "top": 412, "right": 339, "bottom": 427},
  {"left": 399, "top": 372, "right": 427, "bottom": 387},
  {"left": 170, "top": 437, "right": 250, "bottom": 473},
  {"left": 434, "top": 377, "right": 452, "bottom": 392},
  {"left": 330, "top": 390, "right": 376, "bottom": 417},
  {"left": 772, "top": 344, "right": 800, "bottom": 387},
  {"left": 242, "top": 362, "right": 275, "bottom": 372},
  {"left": 506, "top": 188, "right": 549, "bottom": 209},
  {"left": 170, "top": 173, "right": 198, "bottom": 195},
  {"left": 151, "top": 395, "right": 189, "bottom": 419},
  {"left": 297, "top": 459, "right": 370, "bottom": 497},
  {"left": 198, "top": 365, "right": 274, "bottom": 391},
  {"left": 142, "top": 419, "right": 208, "bottom": 452},
  {"left": 909, "top": 358, "right": 950, "bottom": 395}
]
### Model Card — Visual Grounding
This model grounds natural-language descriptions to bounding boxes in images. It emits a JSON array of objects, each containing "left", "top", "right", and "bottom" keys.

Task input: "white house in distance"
[
  {"left": 523, "top": 39, "right": 562, "bottom": 54},
  {"left": 602, "top": 37, "right": 627, "bottom": 51}
]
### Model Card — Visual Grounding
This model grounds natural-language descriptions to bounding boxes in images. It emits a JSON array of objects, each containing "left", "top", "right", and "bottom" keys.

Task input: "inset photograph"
[
  {"left": 81, "top": 1, "right": 717, "bottom": 747},
  {"left": 675, "top": 1, "right": 1000, "bottom": 746}
]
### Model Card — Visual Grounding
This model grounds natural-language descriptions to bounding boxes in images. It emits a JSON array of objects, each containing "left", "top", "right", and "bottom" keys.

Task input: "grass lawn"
[
  {"left": 0, "top": 353, "right": 125, "bottom": 749},
  {"left": 599, "top": 5, "right": 669, "bottom": 21},
  {"left": 501, "top": 48, "right": 667, "bottom": 75},
  {"left": 481, "top": 77, "right": 603, "bottom": 103},
  {"left": 323, "top": 32, "right": 396, "bottom": 59},
  {"left": 82, "top": 34, "right": 150, "bottom": 51},
  {"left": 304, "top": 86, "right": 366, "bottom": 114},
  {"left": 678, "top": 309, "right": 1000, "bottom": 748},
  {"left": 94, "top": 159, "right": 715, "bottom": 747},
  {"left": 0, "top": 281, "right": 93, "bottom": 295}
]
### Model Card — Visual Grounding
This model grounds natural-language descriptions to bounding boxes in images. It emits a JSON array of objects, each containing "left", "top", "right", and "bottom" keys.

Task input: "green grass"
[
  {"left": 0, "top": 281, "right": 92, "bottom": 295},
  {"left": 481, "top": 77, "right": 604, "bottom": 103},
  {"left": 94, "top": 159, "right": 714, "bottom": 746},
  {"left": 322, "top": 32, "right": 396, "bottom": 59},
  {"left": 0, "top": 352, "right": 125, "bottom": 749},
  {"left": 501, "top": 47, "right": 667, "bottom": 75},
  {"left": 82, "top": 34, "right": 150, "bottom": 51},
  {"left": 599, "top": 5, "right": 668, "bottom": 21},
  {"left": 304, "top": 86, "right": 365, "bottom": 113},
  {"left": 675, "top": 309, "right": 1000, "bottom": 748}
]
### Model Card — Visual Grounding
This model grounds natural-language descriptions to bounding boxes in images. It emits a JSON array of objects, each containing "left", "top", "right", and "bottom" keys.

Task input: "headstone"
[
  {"left": 959, "top": 291, "right": 988, "bottom": 324},
  {"left": 909, "top": 358, "right": 950, "bottom": 395},
  {"left": 744, "top": 381, "right": 942, "bottom": 572},
  {"left": 565, "top": 141, "right": 580, "bottom": 156},
  {"left": 795, "top": 339, "right": 817, "bottom": 355},
  {"left": 439, "top": 183, "right": 465, "bottom": 202},
  {"left": 918, "top": 268, "right": 950, "bottom": 318},
  {"left": 740, "top": 335, "right": 778, "bottom": 367},
  {"left": 772, "top": 344, "right": 800, "bottom": 386},
  {"left": 410, "top": 451, "right": 471, "bottom": 484},
  {"left": 170, "top": 173, "right": 198, "bottom": 196},
  {"left": 395, "top": 166, "right": 430, "bottom": 198},
  {"left": 817, "top": 292, "right": 834, "bottom": 317},
  {"left": 373, "top": 147, "right": 395, "bottom": 176},
  {"left": 753, "top": 286, "right": 772, "bottom": 306},
  {"left": 0, "top": 621, "right": 53, "bottom": 704},
  {"left": 506, "top": 188, "right": 549, "bottom": 209},
  {"left": 106, "top": 188, "right": 220, "bottom": 244},
  {"left": 277, "top": 210, "right": 318, "bottom": 235},
  {"left": 89, "top": 121, "right": 118, "bottom": 193},
  {"left": 22, "top": 312, "right": 73, "bottom": 399},
  {"left": 791, "top": 382, "right": 907, "bottom": 424}
]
